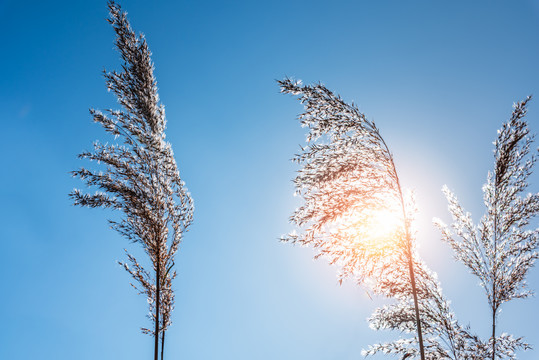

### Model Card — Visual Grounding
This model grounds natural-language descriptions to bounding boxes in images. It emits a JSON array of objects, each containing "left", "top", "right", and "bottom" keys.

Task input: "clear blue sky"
[{"left": 1, "top": 0, "right": 539, "bottom": 359}]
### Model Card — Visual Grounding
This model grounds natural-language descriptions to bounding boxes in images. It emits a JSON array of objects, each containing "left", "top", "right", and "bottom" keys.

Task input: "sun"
[
  {"left": 367, "top": 208, "right": 403, "bottom": 242},
  {"left": 337, "top": 206, "right": 404, "bottom": 251}
]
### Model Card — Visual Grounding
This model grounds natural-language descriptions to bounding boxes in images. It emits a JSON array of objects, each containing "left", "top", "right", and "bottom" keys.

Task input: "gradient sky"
[{"left": 1, "top": 0, "right": 539, "bottom": 359}]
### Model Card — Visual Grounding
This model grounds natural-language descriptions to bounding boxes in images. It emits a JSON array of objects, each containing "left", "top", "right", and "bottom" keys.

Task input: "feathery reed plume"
[
  {"left": 435, "top": 97, "right": 538, "bottom": 360},
  {"left": 279, "top": 78, "right": 426, "bottom": 359},
  {"left": 70, "top": 2, "right": 194, "bottom": 359}
]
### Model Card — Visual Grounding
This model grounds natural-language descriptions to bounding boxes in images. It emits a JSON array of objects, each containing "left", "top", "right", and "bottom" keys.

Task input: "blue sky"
[{"left": 1, "top": 0, "right": 539, "bottom": 359}]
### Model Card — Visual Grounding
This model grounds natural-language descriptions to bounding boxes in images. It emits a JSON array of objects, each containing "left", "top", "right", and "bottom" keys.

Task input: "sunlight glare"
[{"left": 339, "top": 206, "right": 404, "bottom": 251}]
